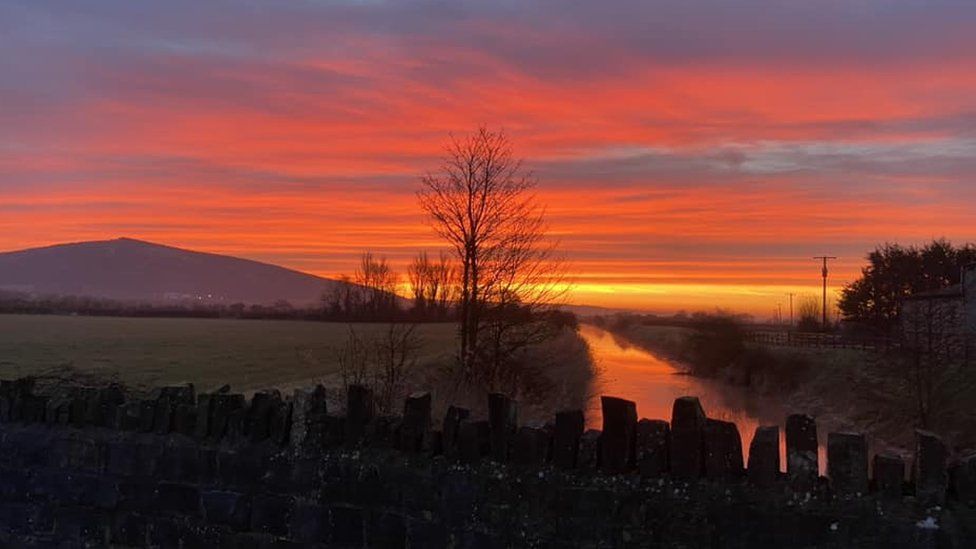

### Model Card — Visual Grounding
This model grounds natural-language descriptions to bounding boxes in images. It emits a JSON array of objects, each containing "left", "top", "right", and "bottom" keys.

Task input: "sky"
[{"left": 2, "top": 1, "right": 976, "bottom": 316}]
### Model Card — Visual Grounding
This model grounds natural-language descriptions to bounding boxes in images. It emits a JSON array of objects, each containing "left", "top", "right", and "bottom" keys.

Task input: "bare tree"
[
  {"left": 335, "top": 324, "right": 423, "bottom": 414},
  {"left": 796, "top": 295, "right": 821, "bottom": 332},
  {"left": 372, "top": 323, "right": 423, "bottom": 413},
  {"left": 322, "top": 274, "right": 359, "bottom": 317},
  {"left": 337, "top": 327, "right": 371, "bottom": 387},
  {"left": 417, "top": 127, "right": 566, "bottom": 384},
  {"left": 900, "top": 297, "right": 964, "bottom": 428},
  {"left": 407, "top": 251, "right": 456, "bottom": 319},
  {"left": 355, "top": 252, "right": 399, "bottom": 319}
]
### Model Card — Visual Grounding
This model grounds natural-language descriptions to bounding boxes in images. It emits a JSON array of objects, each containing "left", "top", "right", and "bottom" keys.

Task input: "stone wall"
[{"left": 0, "top": 378, "right": 974, "bottom": 547}]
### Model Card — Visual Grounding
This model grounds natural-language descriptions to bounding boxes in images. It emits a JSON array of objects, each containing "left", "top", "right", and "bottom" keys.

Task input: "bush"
[{"left": 685, "top": 314, "right": 747, "bottom": 377}]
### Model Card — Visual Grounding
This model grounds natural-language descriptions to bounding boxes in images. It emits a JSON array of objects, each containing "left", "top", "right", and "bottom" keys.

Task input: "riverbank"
[{"left": 604, "top": 321, "right": 976, "bottom": 459}]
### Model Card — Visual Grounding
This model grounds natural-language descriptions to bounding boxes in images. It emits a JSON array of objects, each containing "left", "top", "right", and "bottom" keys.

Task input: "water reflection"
[{"left": 580, "top": 324, "right": 826, "bottom": 472}]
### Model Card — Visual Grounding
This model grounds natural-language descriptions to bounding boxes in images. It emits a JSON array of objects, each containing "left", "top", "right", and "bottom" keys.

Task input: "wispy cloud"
[{"left": 2, "top": 1, "right": 975, "bottom": 313}]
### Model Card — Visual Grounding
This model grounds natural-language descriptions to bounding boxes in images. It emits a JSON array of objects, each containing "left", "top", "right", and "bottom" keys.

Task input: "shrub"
[{"left": 686, "top": 314, "right": 747, "bottom": 377}]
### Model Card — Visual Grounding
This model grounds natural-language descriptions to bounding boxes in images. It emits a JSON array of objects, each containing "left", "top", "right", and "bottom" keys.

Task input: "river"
[{"left": 579, "top": 324, "right": 825, "bottom": 470}]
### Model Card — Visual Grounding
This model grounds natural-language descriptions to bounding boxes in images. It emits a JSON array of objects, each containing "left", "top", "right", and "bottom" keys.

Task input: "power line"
[{"left": 813, "top": 256, "right": 837, "bottom": 331}]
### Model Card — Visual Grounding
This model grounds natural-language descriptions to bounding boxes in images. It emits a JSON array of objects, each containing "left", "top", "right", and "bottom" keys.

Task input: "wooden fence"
[{"left": 745, "top": 330, "right": 897, "bottom": 351}]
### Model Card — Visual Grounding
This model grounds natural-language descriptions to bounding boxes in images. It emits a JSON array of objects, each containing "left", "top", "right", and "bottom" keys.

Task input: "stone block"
[
  {"left": 0, "top": 378, "right": 35, "bottom": 423},
  {"left": 96, "top": 384, "right": 126, "bottom": 427},
  {"left": 300, "top": 411, "right": 329, "bottom": 454},
  {"left": 324, "top": 415, "right": 345, "bottom": 447},
  {"left": 331, "top": 506, "right": 364, "bottom": 546},
  {"left": 512, "top": 424, "right": 551, "bottom": 466},
  {"left": 155, "top": 482, "right": 202, "bottom": 516},
  {"left": 159, "top": 384, "right": 195, "bottom": 404},
  {"left": 290, "top": 502, "right": 330, "bottom": 543},
  {"left": 458, "top": 419, "right": 490, "bottom": 464},
  {"left": 194, "top": 393, "right": 213, "bottom": 439},
  {"left": 137, "top": 399, "right": 156, "bottom": 433},
  {"left": 53, "top": 507, "right": 108, "bottom": 546},
  {"left": 600, "top": 396, "right": 637, "bottom": 473},
  {"left": 290, "top": 385, "right": 327, "bottom": 449},
  {"left": 154, "top": 397, "right": 174, "bottom": 434},
  {"left": 367, "top": 415, "right": 402, "bottom": 448},
  {"left": 345, "top": 384, "right": 374, "bottom": 442},
  {"left": 786, "top": 414, "right": 818, "bottom": 491},
  {"left": 158, "top": 444, "right": 212, "bottom": 483},
  {"left": 45, "top": 397, "right": 72, "bottom": 425},
  {"left": 69, "top": 387, "right": 98, "bottom": 427},
  {"left": 77, "top": 475, "right": 119, "bottom": 510},
  {"left": 553, "top": 409, "right": 585, "bottom": 469},
  {"left": 400, "top": 391, "right": 431, "bottom": 452},
  {"left": 670, "top": 396, "right": 706, "bottom": 479},
  {"left": 442, "top": 405, "right": 471, "bottom": 460},
  {"left": 429, "top": 429, "right": 444, "bottom": 456},
  {"left": 636, "top": 419, "right": 669, "bottom": 477},
  {"left": 251, "top": 495, "right": 293, "bottom": 536},
  {"left": 217, "top": 449, "right": 274, "bottom": 487},
  {"left": 202, "top": 490, "right": 251, "bottom": 531},
  {"left": 949, "top": 453, "right": 976, "bottom": 506},
  {"left": 914, "top": 429, "right": 948, "bottom": 505},
  {"left": 704, "top": 419, "right": 744, "bottom": 479},
  {"left": 827, "top": 432, "right": 868, "bottom": 495},
  {"left": 579, "top": 429, "right": 602, "bottom": 470},
  {"left": 747, "top": 426, "right": 780, "bottom": 487},
  {"left": 488, "top": 393, "right": 518, "bottom": 461},
  {"left": 57, "top": 436, "right": 101, "bottom": 472},
  {"left": 107, "top": 441, "right": 161, "bottom": 478},
  {"left": 0, "top": 466, "right": 32, "bottom": 501},
  {"left": 147, "top": 517, "right": 180, "bottom": 547},
  {"left": 171, "top": 402, "right": 195, "bottom": 436},
  {"left": 27, "top": 469, "right": 75, "bottom": 503},
  {"left": 246, "top": 389, "right": 282, "bottom": 442},
  {"left": 112, "top": 513, "right": 148, "bottom": 546},
  {"left": 269, "top": 399, "right": 292, "bottom": 445},
  {"left": 873, "top": 453, "right": 905, "bottom": 498},
  {"left": 0, "top": 377, "right": 34, "bottom": 398},
  {"left": 210, "top": 393, "right": 246, "bottom": 440},
  {"left": 19, "top": 394, "right": 47, "bottom": 423},
  {"left": 118, "top": 480, "right": 156, "bottom": 512},
  {"left": 370, "top": 512, "right": 407, "bottom": 548}
]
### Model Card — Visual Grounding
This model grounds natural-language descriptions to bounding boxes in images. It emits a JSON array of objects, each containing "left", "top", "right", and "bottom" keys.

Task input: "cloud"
[{"left": 2, "top": 0, "right": 976, "bottom": 314}]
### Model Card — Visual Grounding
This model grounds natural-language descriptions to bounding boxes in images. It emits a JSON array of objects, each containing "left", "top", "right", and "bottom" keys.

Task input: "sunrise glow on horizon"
[{"left": 3, "top": 1, "right": 976, "bottom": 316}]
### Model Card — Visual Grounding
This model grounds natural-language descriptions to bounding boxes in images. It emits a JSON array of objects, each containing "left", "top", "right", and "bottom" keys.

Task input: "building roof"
[{"left": 903, "top": 284, "right": 964, "bottom": 301}]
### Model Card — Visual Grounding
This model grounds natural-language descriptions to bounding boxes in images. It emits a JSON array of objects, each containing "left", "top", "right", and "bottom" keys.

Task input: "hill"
[{"left": 0, "top": 238, "right": 344, "bottom": 306}]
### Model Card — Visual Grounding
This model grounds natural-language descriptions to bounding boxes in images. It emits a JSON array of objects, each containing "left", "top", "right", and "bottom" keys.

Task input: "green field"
[{"left": 0, "top": 314, "right": 457, "bottom": 394}]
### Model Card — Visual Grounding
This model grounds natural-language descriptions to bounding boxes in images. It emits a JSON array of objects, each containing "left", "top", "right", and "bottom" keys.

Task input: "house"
[{"left": 900, "top": 264, "right": 975, "bottom": 364}]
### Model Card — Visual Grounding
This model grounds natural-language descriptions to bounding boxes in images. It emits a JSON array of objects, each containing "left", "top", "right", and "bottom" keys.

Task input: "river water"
[{"left": 579, "top": 324, "right": 822, "bottom": 470}]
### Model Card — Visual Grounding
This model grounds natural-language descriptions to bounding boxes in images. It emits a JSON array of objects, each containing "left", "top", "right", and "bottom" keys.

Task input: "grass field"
[{"left": 0, "top": 314, "right": 457, "bottom": 395}]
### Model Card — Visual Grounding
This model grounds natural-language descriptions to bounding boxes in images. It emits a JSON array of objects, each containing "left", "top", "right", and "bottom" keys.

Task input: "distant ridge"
[{"left": 0, "top": 238, "right": 345, "bottom": 306}]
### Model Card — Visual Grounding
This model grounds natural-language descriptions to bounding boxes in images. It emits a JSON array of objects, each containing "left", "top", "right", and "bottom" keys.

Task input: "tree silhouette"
[
  {"left": 407, "top": 251, "right": 455, "bottom": 320},
  {"left": 839, "top": 239, "right": 976, "bottom": 332},
  {"left": 417, "top": 127, "right": 565, "bottom": 383}
]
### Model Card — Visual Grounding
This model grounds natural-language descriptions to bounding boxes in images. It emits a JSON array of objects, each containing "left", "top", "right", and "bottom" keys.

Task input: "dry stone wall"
[{"left": 0, "top": 377, "right": 974, "bottom": 547}]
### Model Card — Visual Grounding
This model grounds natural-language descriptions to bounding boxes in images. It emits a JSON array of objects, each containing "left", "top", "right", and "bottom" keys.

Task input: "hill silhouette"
[{"left": 0, "top": 238, "right": 345, "bottom": 306}]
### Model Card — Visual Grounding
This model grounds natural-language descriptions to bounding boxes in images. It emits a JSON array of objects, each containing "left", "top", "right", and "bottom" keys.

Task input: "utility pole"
[
  {"left": 813, "top": 256, "right": 837, "bottom": 331},
  {"left": 786, "top": 292, "right": 795, "bottom": 328}
]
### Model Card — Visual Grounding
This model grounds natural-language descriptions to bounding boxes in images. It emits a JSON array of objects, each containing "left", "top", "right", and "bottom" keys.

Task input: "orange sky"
[{"left": 2, "top": 1, "right": 976, "bottom": 316}]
